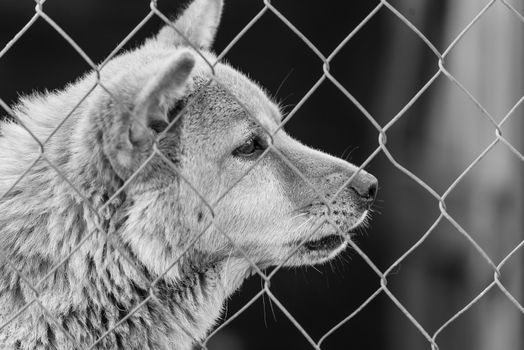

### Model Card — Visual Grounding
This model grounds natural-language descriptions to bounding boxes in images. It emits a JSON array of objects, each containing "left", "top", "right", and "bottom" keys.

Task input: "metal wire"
[{"left": 0, "top": 0, "right": 523, "bottom": 349}]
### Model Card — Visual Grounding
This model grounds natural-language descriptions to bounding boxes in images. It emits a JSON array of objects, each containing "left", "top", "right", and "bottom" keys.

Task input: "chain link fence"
[{"left": 0, "top": 0, "right": 523, "bottom": 349}]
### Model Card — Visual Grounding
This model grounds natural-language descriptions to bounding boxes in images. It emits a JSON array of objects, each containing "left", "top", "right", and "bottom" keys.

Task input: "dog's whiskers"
[
  {"left": 290, "top": 216, "right": 316, "bottom": 238},
  {"left": 288, "top": 212, "right": 309, "bottom": 221}
]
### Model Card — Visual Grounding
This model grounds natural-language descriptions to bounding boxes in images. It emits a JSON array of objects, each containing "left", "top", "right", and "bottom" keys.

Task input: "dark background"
[{"left": 1, "top": 1, "right": 523, "bottom": 349}]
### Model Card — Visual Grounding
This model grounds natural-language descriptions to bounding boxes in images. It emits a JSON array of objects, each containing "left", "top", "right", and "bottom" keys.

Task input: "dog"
[{"left": 0, "top": 0, "right": 378, "bottom": 348}]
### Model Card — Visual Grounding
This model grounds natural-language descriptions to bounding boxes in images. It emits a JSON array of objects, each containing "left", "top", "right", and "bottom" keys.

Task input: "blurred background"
[{"left": 1, "top": 0, "right": 523, "bottom": 349}]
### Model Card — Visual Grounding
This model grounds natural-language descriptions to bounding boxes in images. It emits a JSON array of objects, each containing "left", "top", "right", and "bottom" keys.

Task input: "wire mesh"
[{"left": 0, "top": 0, "right": 523, "bottom": 349}]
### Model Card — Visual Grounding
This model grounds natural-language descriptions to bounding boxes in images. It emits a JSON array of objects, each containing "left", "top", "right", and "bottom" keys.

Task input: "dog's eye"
[{"left": 233, "top": 136, "right": 265, "bottom": 158}]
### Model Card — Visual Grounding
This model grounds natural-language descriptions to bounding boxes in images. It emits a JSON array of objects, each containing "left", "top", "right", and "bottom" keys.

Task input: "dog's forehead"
[
  {"left": 116, "top": 47, "right": 281, "bottom": 131},
  {"left": 191, "top": 60, "right": 281, "bottom": 132}
]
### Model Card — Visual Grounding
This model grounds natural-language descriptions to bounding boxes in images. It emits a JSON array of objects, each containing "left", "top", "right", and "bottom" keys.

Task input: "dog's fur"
[{"left": 0, "top": 0, "right": 378, "bottom": 349}]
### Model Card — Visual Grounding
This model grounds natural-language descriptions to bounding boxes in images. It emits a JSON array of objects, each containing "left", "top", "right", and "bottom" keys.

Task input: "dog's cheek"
[{"left": 216, "top": 166, "right": 289, "bottom": 240}]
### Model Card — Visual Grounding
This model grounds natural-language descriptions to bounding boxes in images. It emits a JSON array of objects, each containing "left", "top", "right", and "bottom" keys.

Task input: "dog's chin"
[
  {"left": 296, "top": 235, "right": 349, "bottom": 265},
  {"left": 284, "top": 210, "right": 369, "bottom": 266}
]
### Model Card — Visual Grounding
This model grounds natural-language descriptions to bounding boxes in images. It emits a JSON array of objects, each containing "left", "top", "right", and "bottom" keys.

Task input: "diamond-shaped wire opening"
[
  {"left": 328, "top": 8, "right": 439, "bottom": 124},
  {"left": 380, "top": 290, "right": 439, "bottom": 349},
  {"left": 318, "top": 289, "right": 384, "bottom": 348},
  {"left": 432, "top": 284, "right": 523, "bottom": 349},
  {"left": 215, "top": 11, "right": 324, "bottom": 114},
  {"left": 209, "top": 289, "right": 323, "bottom": 350},
  {"left": 269, "top": 252, "right": 383, "bottom": 342},
  {"left": 283, "top": 82, "right": 379, "bottom": 162}
]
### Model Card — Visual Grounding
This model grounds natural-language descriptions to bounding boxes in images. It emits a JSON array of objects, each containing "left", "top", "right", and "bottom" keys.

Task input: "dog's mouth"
[
  {"left": 297, "top": 210, "right": 369, "bottom": 253},
  {"left": 304, "top": 234, "right": 345, "bottom": 251}
]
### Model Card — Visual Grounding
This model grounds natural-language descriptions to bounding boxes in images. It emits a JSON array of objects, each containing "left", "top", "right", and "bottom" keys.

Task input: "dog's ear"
[
  {"left": 105, "top": 51, "right": 195, "bottom": 180},
  {"left": 155, "top": 0, "right": 223, "bottom": 50},
  {"left": 129, "top": 51, "right": 194, "bottom": 144}
]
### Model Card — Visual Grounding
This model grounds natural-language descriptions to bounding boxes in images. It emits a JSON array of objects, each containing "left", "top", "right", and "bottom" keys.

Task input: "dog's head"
[{"left": 98, "top": 0, "right": 377, "bottom": 270}]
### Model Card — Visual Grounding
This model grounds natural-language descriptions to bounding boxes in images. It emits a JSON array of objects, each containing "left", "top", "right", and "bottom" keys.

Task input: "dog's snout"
[{"left": 350, "top": 173, "right": 378, "bottom": 206}]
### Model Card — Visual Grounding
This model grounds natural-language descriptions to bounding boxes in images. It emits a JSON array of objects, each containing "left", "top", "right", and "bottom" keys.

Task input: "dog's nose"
[{"left": 350, "top": 173, "right": 378, "bottom": 207}]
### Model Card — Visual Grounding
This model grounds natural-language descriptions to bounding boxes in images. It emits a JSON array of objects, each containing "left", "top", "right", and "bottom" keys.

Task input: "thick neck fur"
[{"left": 0, "top": 85, "right": 250, "bottom": 349}]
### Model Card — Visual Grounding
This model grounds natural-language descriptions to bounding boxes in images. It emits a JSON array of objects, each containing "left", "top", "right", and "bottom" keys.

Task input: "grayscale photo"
[{"left": 0, "top": 0, "right": 522, "bottom": 349}]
